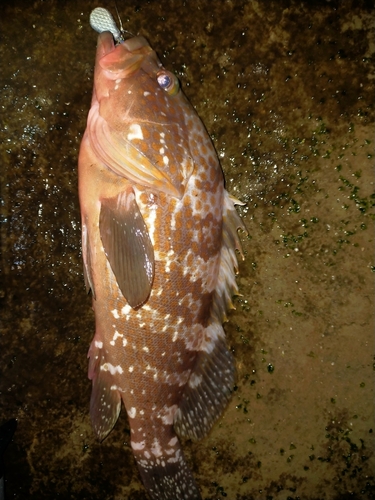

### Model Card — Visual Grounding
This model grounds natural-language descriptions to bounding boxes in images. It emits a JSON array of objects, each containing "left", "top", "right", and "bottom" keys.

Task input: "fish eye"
[{"left": 157, "top": 71, "right": 179, "bottom": 95}]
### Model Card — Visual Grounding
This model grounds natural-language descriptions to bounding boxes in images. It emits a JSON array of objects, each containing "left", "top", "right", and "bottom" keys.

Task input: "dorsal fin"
[{"left": 174, "top": 190, "right": 246, "bottom": 440}]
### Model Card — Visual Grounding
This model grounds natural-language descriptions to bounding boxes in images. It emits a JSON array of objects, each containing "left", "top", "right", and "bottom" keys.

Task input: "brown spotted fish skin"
[{"left": 78, "top": 32, "right": 245, "bottom": 499}]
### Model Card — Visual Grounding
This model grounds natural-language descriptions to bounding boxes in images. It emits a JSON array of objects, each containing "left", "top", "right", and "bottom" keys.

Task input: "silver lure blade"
[{"left": 90, "top": 7, "right": 123, "bottom": 43}]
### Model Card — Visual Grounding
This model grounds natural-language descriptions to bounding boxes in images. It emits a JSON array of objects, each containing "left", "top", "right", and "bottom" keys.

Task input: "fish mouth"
[{"left": 96, "top": 32, "right": 146, "bottom": 79}]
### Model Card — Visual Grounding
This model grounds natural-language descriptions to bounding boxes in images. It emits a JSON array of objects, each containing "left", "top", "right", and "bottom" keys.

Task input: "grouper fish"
[{"left": 78, "top": 7, "right": 246, "bottom": 499}]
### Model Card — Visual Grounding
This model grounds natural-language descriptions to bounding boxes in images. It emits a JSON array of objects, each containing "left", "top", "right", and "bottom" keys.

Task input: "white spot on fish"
[
  {"left": 159, "top": 147, "right": 165, "bottom": 154},
  {"left": 151, "top": 438, "right": 162, "bottom": 457},
  {"left": 163, "top": 155, "right": 169, "bottom": 165},
  {"left": 122, "top": 338, "right": 128, "bottom": 347},
  {"left": 127, "top": 123, "right": 144, "bottom": 141},
  {"left": 128, "top": 407, "right": 136, "bottom": 418},
  {"left": 145, "top": 205, "right": 157, "bottom": 246},
  {"left": 188, "top": 372, "right": 203, "bottom": 388},
  {"left": 142, "top": 346, "right": 149, "bottom": 352},
  {"left": 110, "top": 330, "right": 123, "bottom": 346},
  {"left": 167, "top": 453, "right": 181, "bottom": 464},
  {"left": 101, "top": 363, "right": 123, "bottom": 375},
  {"left": 129, "top": 365, "right": 134, "bottom": 372},
  {"left": 160, "top": 404, "right": 178, "bottom": 425},
  {"left": 168, "top": 436, "right": 178, "bottom": 447},
  {"left": 111, "top": 309, "right": 119, "bottom": 319},
  {"left": 121, "top": 304, "right": 132, "bottom": 315},
  {"left": 131, "top": 440, "right": 145, "bottom": 450},
  {"left": 95, "top": 340, "right": 103, "bottom": 348},
  {"left": 143, "top": 91, "right": 150, "bottom": 96}
]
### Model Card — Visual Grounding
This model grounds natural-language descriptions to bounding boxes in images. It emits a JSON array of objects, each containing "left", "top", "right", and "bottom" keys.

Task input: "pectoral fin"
[{"left": 99, "top": 188, "right": 154, "bottom": 308}]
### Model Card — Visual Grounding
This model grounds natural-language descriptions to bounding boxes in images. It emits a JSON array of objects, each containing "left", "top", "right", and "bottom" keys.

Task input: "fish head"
[
  {"left": 88, "top": 32, "right": 194, "bottom": 198},
  {"left": 93, "top": 33, "right": 159, "bottom": 99}
]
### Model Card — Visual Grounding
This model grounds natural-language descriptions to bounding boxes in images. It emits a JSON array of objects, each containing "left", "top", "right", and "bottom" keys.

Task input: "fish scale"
[{"left": 79, "top": 9, "right": 246, "bottom": 500}]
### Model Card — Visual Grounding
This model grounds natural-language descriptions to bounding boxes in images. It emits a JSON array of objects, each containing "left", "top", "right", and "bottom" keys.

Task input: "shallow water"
[{"left": 0, "top": 1, "right": 374, "bottom": 498}]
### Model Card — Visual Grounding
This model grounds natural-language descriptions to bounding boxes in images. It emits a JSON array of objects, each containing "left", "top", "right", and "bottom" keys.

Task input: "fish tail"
[{"left": 131, "top": 431, "right": 201, "bottom": 500}]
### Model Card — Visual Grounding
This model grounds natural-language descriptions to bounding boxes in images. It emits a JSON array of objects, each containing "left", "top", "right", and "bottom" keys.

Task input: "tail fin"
[{"left": 132, "top": 433, "right": 201, "bottom": 500}]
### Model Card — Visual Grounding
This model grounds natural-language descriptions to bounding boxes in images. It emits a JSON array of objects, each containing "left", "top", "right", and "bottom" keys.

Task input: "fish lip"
[
  {"left": 96, "top": 32, "right": 116, "bottom": 62},
  {"left": 122, "top": 36, "right": 150, "bottom": 52}
]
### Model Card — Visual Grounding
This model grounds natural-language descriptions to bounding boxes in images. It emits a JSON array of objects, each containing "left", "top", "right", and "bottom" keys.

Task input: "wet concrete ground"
[{"left": 0, "top": 0, "right": 374, "bottom": 499}]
